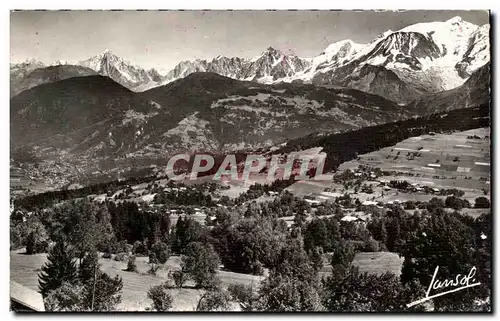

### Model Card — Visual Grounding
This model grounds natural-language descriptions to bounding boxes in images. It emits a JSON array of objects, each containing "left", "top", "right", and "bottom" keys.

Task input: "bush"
[
  {"left": 126, "top": 255, "right": 137, "bottom": 272},
  {"left": 227, "top": 284, "right": 255, "bottom": 311},
  {"left": 102, "top": 252, "right": 112, "bottom": 259},
  {"left": 444, "top": 196, "right": 470, "bottom": 210},
  {"left": 417, "top": 202, "right": 427, "bottom": 210},
  {"left": 426, "top": 197, "right": 445, "bottom": 212},
  {"left": 24, "top": 222, "right": 49, "bottom": 254},
  {"left": 148, "top": 253, "right": 161, "bottom": 275},
  {"left": 170, "top": 270, "right": 188, "bottom": 288},
  {"left": 404, "top": 201, "right": 416, "bottom": 210},
  {"left": 347, "top": 240, "right": 365, "bottom": 252},
  {"left": 195, "top": 286, "right": 231, "bottom": 311},
  {"left": 475, "top": 197, "right": 490, "bottom": 209},
  {"left": 147, "top": 284, "right": 173, "bottom": 311},
  {"left": 125, "top": 244, "right": 133, "bottom": 255},
  {"left": 108, "top": 240, "right": 129, "bottom": 254},
  {"left": 151, "top": 242, "right": 170, "bottom": 264},
  {"left": 44, "top": 282, "right": 84, "bottom": 311},
  {"left": 362, "top": 237, "right": 380, "bottom": 252},
  {"left": 26, "top": 231, "right": 49, "bottom": 254},
  {"left": 132, "top": 241, "right": 148, "bottom": 256},
  {"left": 114, "top": 252, "right": 128, "bottom": 262}
]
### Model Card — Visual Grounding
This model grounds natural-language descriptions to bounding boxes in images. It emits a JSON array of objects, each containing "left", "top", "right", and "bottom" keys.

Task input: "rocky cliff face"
[{"left": 78, "top": 50, "right": 164, "bottom": 91}]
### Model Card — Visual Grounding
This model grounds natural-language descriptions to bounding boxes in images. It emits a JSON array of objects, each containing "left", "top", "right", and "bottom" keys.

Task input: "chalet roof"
[{"left": 10, "top": 281, "right": 45, "bottom": 312}]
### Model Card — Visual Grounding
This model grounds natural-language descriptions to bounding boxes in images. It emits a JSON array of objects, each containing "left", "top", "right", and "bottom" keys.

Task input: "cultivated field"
[
  {"left": 339, "top": 128, "right": 490, "bottom": 194},
  {"left": 285, "top": 128, "right": 490, "bottom": 205},
  {"left": 320, "top": 252, "right": 403, "bottom": 278}
]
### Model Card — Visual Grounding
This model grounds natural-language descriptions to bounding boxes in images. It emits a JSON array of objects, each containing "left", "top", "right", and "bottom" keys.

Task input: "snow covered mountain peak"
[
  {"left": 25, "top": 58, "right": 43, "bottom": 65},
  {"left": 156, "top": 17, "right": 488, "bottom": 92},
  {"left": 302, "top": 39, "right": 364, "bottom": 77},
  {"left": 398, "top": 16, "right": 479, "bottom": 60},
  {"left": 251, "top": 46, "right": 282, "bottom": 62},
  {"left": 78, "top": 51, "right": 165, "bottom": 91},
  {"left": 309, "top": 16, "right": 489, "bottom": 101},
  {"left": 11, "top": 58, "right": 44, "bottom": 68},
  {"left": 11, "top": 16, "right": 489, "bottom": 101},
  {"left": 10, "top": 58, "right": 45, "bottom": 75},
  {"left": 399, "top": 15, "right": 477, "bottom": 34},
  {"left": 323, "top": 39, "right": 363, "bottom": 56}
]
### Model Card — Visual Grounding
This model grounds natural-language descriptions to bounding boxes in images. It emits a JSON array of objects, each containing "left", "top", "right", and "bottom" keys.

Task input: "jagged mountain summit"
[
  {"left": 311, "top": 16, "right": 490, "bottom": 102},
  {"left": 78, "top": 50, "right": 164, "bottom": 91},
  {"left": 10, "top": 16, "right": 489, "bottom": 103},
  {"left": 159, "top": 16, "right": 490, "bottom": 103},
  {"left": 160, "top": 47, "right": 312, "bottom": 85}
]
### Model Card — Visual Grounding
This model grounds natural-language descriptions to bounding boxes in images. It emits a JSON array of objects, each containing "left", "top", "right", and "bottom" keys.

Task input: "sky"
[{"left": 10, "top": 10, "right": 490, "bottom": 71}]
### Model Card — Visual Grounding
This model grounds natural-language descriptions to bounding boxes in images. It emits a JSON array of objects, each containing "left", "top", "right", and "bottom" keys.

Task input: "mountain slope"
[
  {"left": 11, "top": 73, "right": 410, "bottom": 160},
  {"left": 140, "top": 72, "right": 410, "bottom": 153},
  {"left": 344, "top": 64, "right": 429, "bottom": 103},
  {"left": 10, "top": 70, "right": 490, "bottom": 188},
  {"left": 10, "top": 59, "right": 46, "bottom": 95},
  {"left": 309, "top": 17, "right": 490, "bottom": 102},
  {"left": 455, "top": 24, "right": 490, "bottom": 78},
  {"left": 10, "top": 65, "right": 98, "bottom": 96},
  {"left": 277, "top": 103, "right": 490, "bottom": 173},
  {"left": 406, "top": 62, "right": 490, "bottom": 114},
  {"left": 10, "top": 75, "right": 161, "bottom": 156}
]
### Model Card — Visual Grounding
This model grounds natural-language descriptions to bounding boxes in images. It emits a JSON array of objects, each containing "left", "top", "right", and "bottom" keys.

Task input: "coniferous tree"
[
  {"left": 38, "top": 239, "right": 78, "bottom": 297},
  {"left": 309, "top": 246, "right": 324, "bottom": 272},
  {"left": 79, "top": 249, "right": 99, "bottom": 283}
]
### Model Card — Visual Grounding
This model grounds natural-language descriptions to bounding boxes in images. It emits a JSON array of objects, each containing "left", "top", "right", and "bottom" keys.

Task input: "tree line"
[{"left": 11, "top": 189, "right": 491, "bottom": 311}]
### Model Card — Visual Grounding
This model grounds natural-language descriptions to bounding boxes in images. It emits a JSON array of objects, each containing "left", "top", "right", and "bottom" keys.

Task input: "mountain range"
[
  {"left": 11, "top": 72, "right": 412, "bottom": 158},
  {"left": 10, "top": 16, "right": 490, "bottom": 103},
  {"left": 11, "top": 57, "right": 490, "bottom": 159},
  {"left": 10, "top": 16, "right": 491, "bottom": 186}
]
